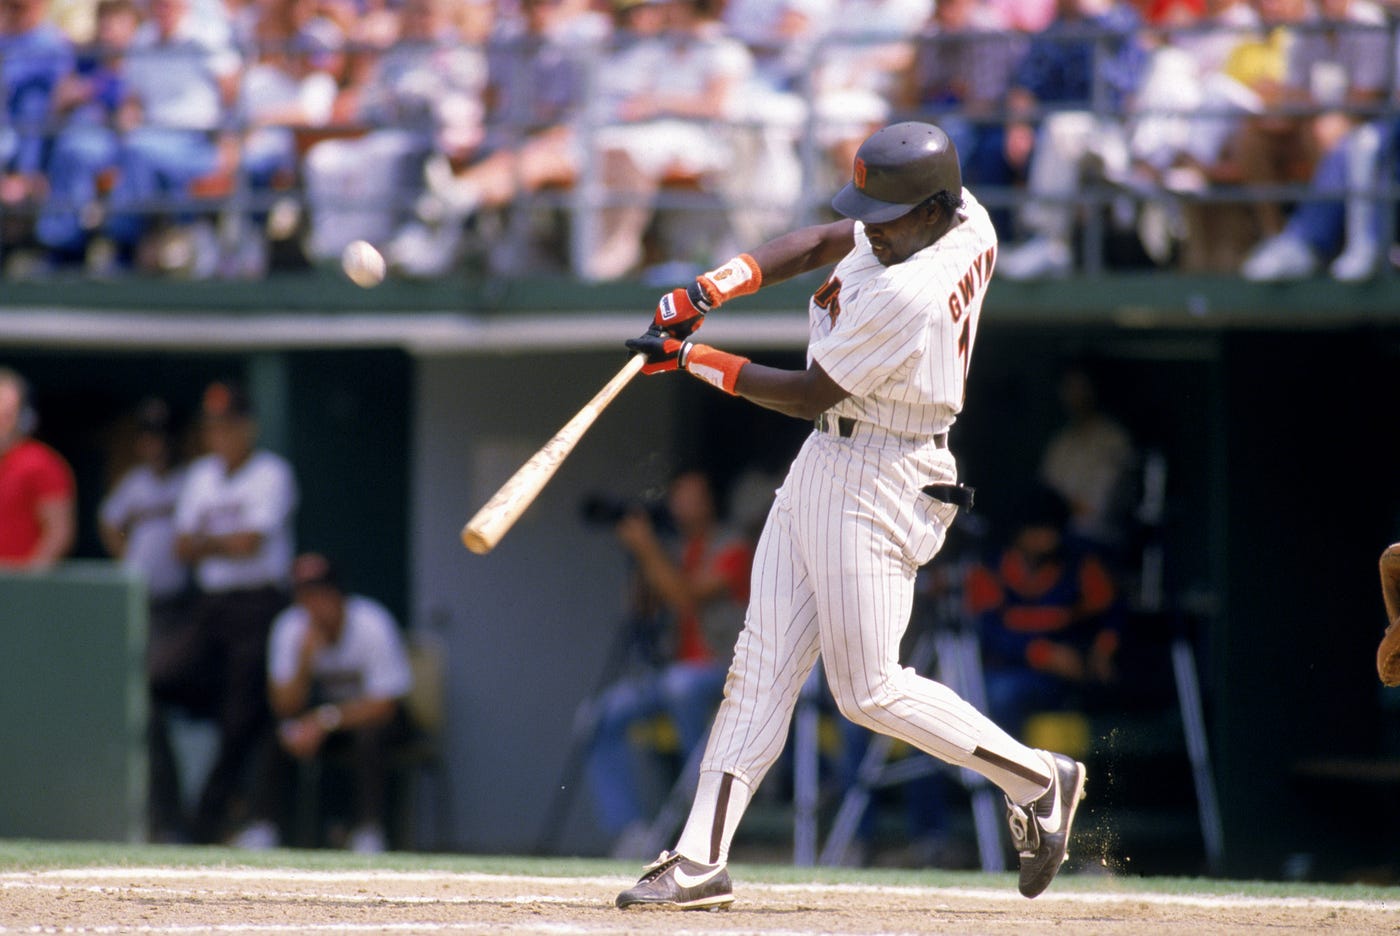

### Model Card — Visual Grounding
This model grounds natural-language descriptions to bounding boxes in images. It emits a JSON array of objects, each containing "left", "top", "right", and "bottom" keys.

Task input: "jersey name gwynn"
[{"left": 807, "top": 189, "right": 998, "bottom": 439}]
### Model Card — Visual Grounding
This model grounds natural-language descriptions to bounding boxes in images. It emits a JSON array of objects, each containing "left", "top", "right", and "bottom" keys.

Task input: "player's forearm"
[
  {"left": 99, "top": 522, "right": 127, "bottom": 560},
  {"left": 734, "top": 361, "right": 849, "bottom": 421},
  {"left": 29, "top": 500, "right": 75, "bottom": 569},
  {"left": 630, "top": 543, "right": 697, "bottom": 614},
  {"left": 177, "top": 529, "right": 265, "bottom": 561},
  {"left": 269, "top": 679, "right": 313, "bottom": 720},
  {"left": 321, "top": 697, "right": 398, "bottom": 732},
  {"left": 747, "top": 220, "right": 855, "bottom": 287},
  {"left": 1381, "top": 544, "right": 1400, "bottom": 624}
]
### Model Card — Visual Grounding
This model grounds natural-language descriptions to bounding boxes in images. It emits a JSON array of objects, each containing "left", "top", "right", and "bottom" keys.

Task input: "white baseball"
[{"left": 341, "top": 239, "right": 386, "bottom": 288}]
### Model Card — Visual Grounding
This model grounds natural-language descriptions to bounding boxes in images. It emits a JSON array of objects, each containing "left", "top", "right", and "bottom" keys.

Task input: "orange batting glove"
[
  {"left": 625, "top": 330, "right": 750, "bottom": 395},
  {"left": 650, "top": 254, "right": 763, "bottom": 339}
]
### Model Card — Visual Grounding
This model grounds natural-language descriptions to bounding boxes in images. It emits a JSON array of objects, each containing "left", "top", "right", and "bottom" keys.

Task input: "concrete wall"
[{"left": 411, "top": 352, "right": 682, "bottom": 854}]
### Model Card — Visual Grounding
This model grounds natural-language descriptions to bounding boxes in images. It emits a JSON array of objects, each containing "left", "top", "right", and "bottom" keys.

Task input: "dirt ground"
[{"left": 1, "top": 867, "right": 1396, "bottom": 935}]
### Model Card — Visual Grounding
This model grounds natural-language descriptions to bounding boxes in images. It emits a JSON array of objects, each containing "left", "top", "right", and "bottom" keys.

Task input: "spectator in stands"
[
  {"left": 99, "top": 0, "right": 242, "bottom": 277},
  {"left": 234, "top": 552, "right": 413, "bottom": 854},
  {"left": 807, "top": 0, "right": 932, "bottom": 179},
  {"left": 33, "top": 0, "right": 140, "bottom": 270},
  {"left": 1236, "top": 0, "right": 1392, "bottom": 281},
  {"left": 586, "top": 470, "right": 753, "bottom": 859},
  {"left": 225, "top": 3, "right": 346, "bottom": 277},
  {"left": 992, "top": 0, "right": 1149, "bottom": 280},
  {"left": 0, "top": 366, "right": 76, "bottom": 571},
  {"left": 163, "top": 379, "right": 298, "bottom": 844},
  {"left": 1079, "top": 0, "right": 1259, "bottom": 267},
  {"left": 967, "top": 486, "right": 1123, "bottom": 742},
  {"left": 300, "top": 0, "right": 488, "bottom": 273},
  {"left": 0, "top": 0, "right": 74, "bottom": 213},
  {"left": 402, "top": 0, "right": 609, "bottom": 275},
  {"left": 97, "top": 397, "right": 192, "bottom": 843},
  {"left": 895, "top": 0, "right": 1021, "bottom": 233},
  {"left": 399, "top": 0, "right": 756, "bottom": 282},
  {"left": 1038, "top": 362, "right": 1138, "bottom": 560}
]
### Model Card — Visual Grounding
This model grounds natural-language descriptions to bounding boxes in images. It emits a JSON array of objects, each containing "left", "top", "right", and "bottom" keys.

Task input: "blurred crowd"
[{"left": 1, "top": 0, "right": 1398, "bottom": 282}]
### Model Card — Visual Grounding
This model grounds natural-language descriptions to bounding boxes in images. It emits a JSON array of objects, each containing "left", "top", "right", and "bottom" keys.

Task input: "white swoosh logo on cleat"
[
  {"left": 673, "top": 865, "right": 724, "bottom": 889},
  {"left": 1036, "top": 780, "right": 1063, "bottom": 835}
]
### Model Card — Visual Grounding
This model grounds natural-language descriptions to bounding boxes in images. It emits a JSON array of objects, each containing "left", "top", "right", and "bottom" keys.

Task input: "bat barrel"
[{"left": 459, "top": 354, "right": 646, "bottom": 554}]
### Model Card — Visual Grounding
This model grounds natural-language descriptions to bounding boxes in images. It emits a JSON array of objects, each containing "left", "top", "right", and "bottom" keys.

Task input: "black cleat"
[
  {"left": 615, "top": 851, "right": 734, "bottom": 910},
  {"left": 1005, "top": 753, "right": 1086, "bottom": 898}
]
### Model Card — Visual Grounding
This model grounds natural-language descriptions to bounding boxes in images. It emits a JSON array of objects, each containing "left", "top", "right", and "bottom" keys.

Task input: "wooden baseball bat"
[{"left": 461, "top": 353, "right": 647, "bottom": 555}]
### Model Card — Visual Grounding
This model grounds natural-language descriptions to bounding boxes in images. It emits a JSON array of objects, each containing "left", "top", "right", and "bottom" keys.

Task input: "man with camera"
[{"left": 585, "top": 469, "right": 755, "bottom": 859}]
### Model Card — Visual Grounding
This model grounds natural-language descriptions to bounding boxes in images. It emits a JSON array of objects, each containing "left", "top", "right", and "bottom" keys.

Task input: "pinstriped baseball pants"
[{"left": 698, "top": 430, "right": 1048, "bottom": 806}]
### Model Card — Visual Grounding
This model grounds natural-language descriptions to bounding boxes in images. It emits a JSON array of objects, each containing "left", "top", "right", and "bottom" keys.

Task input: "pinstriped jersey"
[{"left": 808, "top": 188, "right": 997, "bottom": 439}]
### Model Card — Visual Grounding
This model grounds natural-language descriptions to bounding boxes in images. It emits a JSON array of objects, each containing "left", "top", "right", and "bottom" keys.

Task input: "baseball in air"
[{"left": 341, "top": 239, "right": 386, "bottom": 288}]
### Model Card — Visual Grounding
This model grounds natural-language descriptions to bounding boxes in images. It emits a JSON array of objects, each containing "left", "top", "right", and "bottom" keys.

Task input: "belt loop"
[{"left": 837, "top": 416, "right": 855, "bottom": 438}]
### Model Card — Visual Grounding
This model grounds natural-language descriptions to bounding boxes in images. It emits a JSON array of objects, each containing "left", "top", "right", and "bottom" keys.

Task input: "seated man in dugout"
[{"left": 234, "top": 553, "right": 414, "bottom": 854}]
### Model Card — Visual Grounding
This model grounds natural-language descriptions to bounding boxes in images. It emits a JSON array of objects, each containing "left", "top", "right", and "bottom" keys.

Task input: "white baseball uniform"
[
  {"left": 675, "top": 189, "right": 1055, "bottom": 865},
  {"left": 100, "top": 464, "right": 188, "bottom": 601},
  {"left": 175, "top": 450, "right": 298, "bottom": 593},
  {"left": 267, "top": 595, "right": 413, "bottom": 705}
]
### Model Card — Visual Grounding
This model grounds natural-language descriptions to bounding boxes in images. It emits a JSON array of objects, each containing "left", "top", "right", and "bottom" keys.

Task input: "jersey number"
[{"left": 813, "top": 276, "right": 842, "bottom": 327}]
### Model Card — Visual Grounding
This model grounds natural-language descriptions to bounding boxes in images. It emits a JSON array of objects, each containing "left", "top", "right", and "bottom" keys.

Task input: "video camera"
[{"left": 579, "top": 493, "right": 673, "bottom": 532}]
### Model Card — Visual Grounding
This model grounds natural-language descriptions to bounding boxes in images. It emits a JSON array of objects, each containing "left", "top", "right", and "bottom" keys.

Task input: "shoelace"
[
  {"left": 1005, "top": 801, "right": 1039, "bottom": 856},
  {"left": 637, "top": 852, "right": 682, "bottom": 883}
]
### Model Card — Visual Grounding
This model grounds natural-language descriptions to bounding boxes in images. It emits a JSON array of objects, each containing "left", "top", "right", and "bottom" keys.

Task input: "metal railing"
[{"left": 0, "top": 20, "right": 1395, "bottom": 280}]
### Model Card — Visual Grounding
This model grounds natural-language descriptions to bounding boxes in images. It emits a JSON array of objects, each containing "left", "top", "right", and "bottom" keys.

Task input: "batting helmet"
[{"left": 831, "top": 122, "right": 962, "bottom": 224}]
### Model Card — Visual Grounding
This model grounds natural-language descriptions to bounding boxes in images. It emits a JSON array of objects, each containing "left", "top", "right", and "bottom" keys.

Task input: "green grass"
[{"left": 1, "top": 839, "right": 1396, "bottom": 906}]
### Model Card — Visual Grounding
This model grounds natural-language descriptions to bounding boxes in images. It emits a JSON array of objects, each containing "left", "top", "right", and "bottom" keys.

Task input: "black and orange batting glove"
[
  {"left": 625, "top": 330, "right": 750, "bottom": 395},
  {"left": 627, "top": 329, "right": 684, "bottom": 376},
  {"left": 650, "top": 254, "right": 762, "bottom": 339}
]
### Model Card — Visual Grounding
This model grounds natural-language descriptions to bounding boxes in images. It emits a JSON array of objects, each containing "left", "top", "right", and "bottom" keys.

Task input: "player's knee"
[{"left": 829, "top": 679, "right": 898, "bottom": 732}]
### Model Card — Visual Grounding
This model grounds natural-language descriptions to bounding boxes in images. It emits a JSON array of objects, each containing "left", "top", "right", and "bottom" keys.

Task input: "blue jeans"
[
  {"left": 105, "top": 127, "right": 218, "bottom": 246},
  {"left": 1286, "top": 120, "right": 1400, "bottom": 257},
  {"left": 36, "top": 123, "right": 119, "bottom": 253},
  {"left": 585, "top": 660, "right": 726, "bottom": 835}
]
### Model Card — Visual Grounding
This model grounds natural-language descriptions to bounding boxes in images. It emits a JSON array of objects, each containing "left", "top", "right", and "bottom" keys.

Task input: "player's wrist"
[
  {"left": 680, "top": 342, "right": 748, "bottom": 396},
  {"left": 314, "top": 703, "right": 342, "bottom": 732},
  {"left": 695, "top": 253, "right": 762, "bottom": 309}
]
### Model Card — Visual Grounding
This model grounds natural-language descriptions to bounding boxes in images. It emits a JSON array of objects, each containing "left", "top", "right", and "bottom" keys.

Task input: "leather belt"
[{"left": 814, "top": 413, "right": 947, "bottom": 448}]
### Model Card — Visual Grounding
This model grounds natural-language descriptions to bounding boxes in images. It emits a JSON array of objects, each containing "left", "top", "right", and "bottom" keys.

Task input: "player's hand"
[
  {"left": 651, "top": 286, "right": 707, "bottom": 339},
  {"left": 278, "top": 717, "right": 327, "bottom": 760},
  {"left": 626, "top": 328, "right": 689, "bottom": 375}
]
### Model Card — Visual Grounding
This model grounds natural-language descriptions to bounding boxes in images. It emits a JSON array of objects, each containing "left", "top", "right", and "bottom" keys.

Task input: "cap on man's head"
[
  {"left": 202, "top": 381, "right": 253, "bottom": 420},
  {"left": 291, "top": 552, "right": 340, "bottom": 592},
  {"left": 134, "top": 397, "right": 172, "bottom": 435}
]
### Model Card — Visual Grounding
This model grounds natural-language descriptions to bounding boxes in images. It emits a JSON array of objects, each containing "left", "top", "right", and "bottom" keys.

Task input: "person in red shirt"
[
  {"left": 966, "top": 485, "right": 1122, "bottom": 740},
  {"left": 586, "top": 469, "right": 755, "bottom": 858},
  {"left": 0, "top": 368, "right": 75, "bottom": 570}
]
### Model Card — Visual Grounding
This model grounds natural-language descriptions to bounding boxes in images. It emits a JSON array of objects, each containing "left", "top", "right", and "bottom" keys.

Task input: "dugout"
[{"left": 2, "top": 271, "right": 1399, "bottom": 882}]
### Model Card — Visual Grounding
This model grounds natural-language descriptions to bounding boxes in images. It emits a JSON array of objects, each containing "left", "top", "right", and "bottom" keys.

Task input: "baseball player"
[
  {"left": 168, "top": 380, "right": 299, "bottom": 844},
  {"left": 1378, "top": 543, "right": 1400, "bottom": 686},
  {"left": 618, "top": 121, "right": 1085, "bottom": 909}
]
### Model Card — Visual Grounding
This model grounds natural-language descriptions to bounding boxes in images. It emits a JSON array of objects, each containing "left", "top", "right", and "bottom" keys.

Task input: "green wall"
[{"left": 0, "top": 563, "right": 148, "bottom": 841}]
